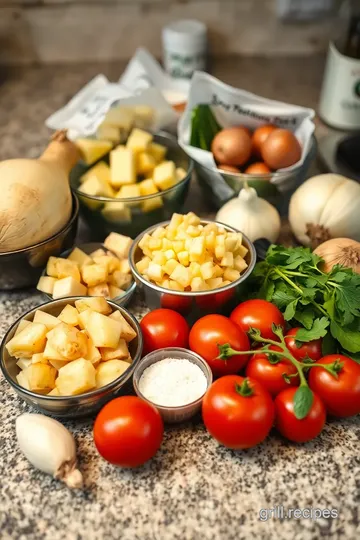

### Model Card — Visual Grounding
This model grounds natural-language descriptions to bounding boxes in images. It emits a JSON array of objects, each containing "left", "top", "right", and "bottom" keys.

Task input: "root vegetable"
[
  {"left": 261, "top": 129, "right": 301, "bottom": 170},
  {"left": 314, "top": 238, "right": 360, "bottom": 274},
  {"left": 211, "top": 127, "right": 252, "bottom": 167}
]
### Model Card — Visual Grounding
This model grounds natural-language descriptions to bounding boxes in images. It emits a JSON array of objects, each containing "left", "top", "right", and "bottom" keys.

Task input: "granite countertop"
[{"left": 0, "top": 57, "right": 359, "bottom": 540}]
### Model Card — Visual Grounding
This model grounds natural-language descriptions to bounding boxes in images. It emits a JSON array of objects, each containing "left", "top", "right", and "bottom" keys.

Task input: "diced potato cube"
[
  {"left": 190, "top": 236, "right": 205, "bottom": 259},
  {"left": 75, "top": 139, "right": 112, "bottom": 166},
  {"left": 189, "top": 262, "right": 201, "bottom": 278},
  {"left": 85, "top": 311, "right": 122, "bottom": 348},
  {"left": 191, "top": 277, "right": 208, "bottom": 291},
  {"left": 126, "top": 128, "right": 153, "bottom": 154},
  {"left": 104, "top": 232, "right": 132, "bottom": 260},
  {"left": 213, "top": 265, "right": 224, "bottom": 278},
  {"left": 90, "top": 248, "right": 106, "bottom": 258},
  {"left": 225, "top": 233, "right": 239, "bottom": 252},
  {"left": 200, "top": 262, "right": 215, "bottom": 280},
  {"left": 223, "top": 268, "right": 241, "bottom": 282},
  {"left": 175, "top": 167, "right": 187, "bottom": 182},
  {"left": 184, "top": 212, "right": 201, "bottom": 226},
  {"left": 108, "top": 311, "right": 137, "bottom": 342},
  {"left": 37, "top": 276, "right": 57, "bottom": 296},
  {"left": 168, "top": 213, "right": 183, "bottom": 230},
  {"left": 138, "top": 179, "right": 163, "bottom": 212},
  {"left": 58, "top": 304, "right": 79, "bottom": 326},
  {"left": 81, "top": 264, "right": 108, "bottom": 288},
  {"left": 47, "top": 322, "right": 88, "bottom": 361},
  {"left": 31, "top": 353, "right": 49, "bottom": 365},
  {"left": 110, "top": 147, "right": 136, "bottom": 187},
  {"left": 99, "top": 338, "right": 129, "bottom": 361},
  {"left": 220, "top": 252, "right": 234, "bottom": 267},
  {"left": 170, "top": 264, "right": 191, "bottom": 288},
  {"left": 80, "top": 161, "right": 111, "bottom": 185},
  {"left": 109, "top": 285, "right": 125, "bottom": 300},
  {"left": 147, "top": 262, "right": 164, "bottom": 282},
  {"left": 48, "top": 388, "right": 60, "bottom": 396},
  {"left": 148, "top": 142, "right": 167, "bottom": 163},
  {"left": 177, "top": 251, "right": 189, "bottom": 267},
  {"left": 68, "top": 247, "right": 92, "bottom": 267},
  {"left": 52, "top": 277, "right": 87, "bottom": 299},
  {"left": 168, "top": 280, "right": 184, "bottom": 291},
  {"left": 153, "top": 161, "right": 176, "bottom": 191},
  {"left": 83, "top": 334, "right": 101, "bottom": 365},
  {"left": 117, "top": 184, "right": 141, "bottom": 203},
  {"left": 152, "top": 227, "right": 166, "bottom": 239},
  {"left": 162, "top": 279, "right": 170, "bottom": 289},
  {"left": 17, "top": 370, "right": 30, "bottom": 390},
  {"left": 88, "top": 283, "right": 110, "bottom": 298},
  {"left": 95, "top": 360, "right": 129, "bottom": 388},
  {"left": 234, "top": 255, "right": 248, "bottom": 273},
  {"left": 103, "top": 107, "right": 134, "bottom": 131},
  {"left": 165, "top": 228, "right": 177, "bottom": 241},
  {"left": 205, "top": 231, "right": 216, "bottom": 251},
  {"left": 152, "top": 252, "right": 166, "bottom": 266},
  {"left": 215, "top": 245, "right": 225, "bottom": 259},
  {"left": 92, "top": 255, "right": 119, "bottom": 274},
  {"left": 149, "top": 237, "right": 162, "bottom": 250},
  {"left": 101, "top": 202, "right": 132, "bottom": 223},
  {"left": 6, "top": 322, "right": 47, "bottom": 359},
  {"left": 203, "top": 223, "right": 218, "bottom": 234},
  {"left": 133, "top": 105, "right": 154, "bottom": 129},
  {"left": 17, "top": 358, "right": 32, "bottom": 370},
  {"left": 79, "top": 174, "right": 115, "bottom": 198},
  {"left": 172, "top": 240, "right": 185, "bottom": 254},
  {"left": 56, "top": 358, "right": 96, "bottom": 396},
  {"left": 137, "top": 152, "right": 156, "bottom": 176},
  {"left": 96, "top": 123, "right": 120, "bottom": 144},
  {"left": 136, "top": 257, "right": 151, "bottom": 274},
  {"left": 186, "top": 225, "right": 201, "bottom": 238},
  {"left": 15, "top": 320, "right": 31, "bottom": 336},
  {"left": 109, "top": 271, "right": 132, "bottom": 290},
  {"left": 49, "top": 359, "right": 69, "bottom": 371},
  {"left": 33, "top": 310, "right": 61, "bottom": 330},
  {"left": 47, "top": 257, "right": 81, "bottom": 282},
  {"left": 24, "top": 364, "right": 57, "bottom": 394},
  {"left": 43, "top": 341, "right": 67, "bottom": 362},
  {"left": 75, "top": 297, "right": 111, "bottom": 315},
  {"left": 77, "top": 309, "right": 93, "bottom": 330},
  {"left": 164, "top": 249, "right": 176, "bottom": 261},
  {"left": 207, "top": 277, "right": 224, "bottom": 289},
  {"left": 162, "top": 238, "right": 172, "bottom": 250},
  {"left": 119, "top": 259, "right": 131, "bottom": 274},
  {"left": 164, "top": 259, "right": 178, "bottom": 275},
  {"left": 236, "top": 244, "right": 248, "bottom": 258}
]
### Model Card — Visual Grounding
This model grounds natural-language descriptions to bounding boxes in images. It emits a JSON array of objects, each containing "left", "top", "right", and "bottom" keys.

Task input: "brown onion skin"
[
  {"left": 218, "top": 164, "right": 241, "bottom": 173},
  {"left": 261, "top": 129, "right": 302, "bottom": 169},
  {"left": 252, "top": 124, "right": 277, "bottom": 158},
  {"left": 314, "top": 238, "right": 360, "bottom": 274},
  {"left": 244, "top": 162, "right": 271, "bottom": 175},
  {"left": 211, "top": 127, "right": 252, "bottom": 166}
]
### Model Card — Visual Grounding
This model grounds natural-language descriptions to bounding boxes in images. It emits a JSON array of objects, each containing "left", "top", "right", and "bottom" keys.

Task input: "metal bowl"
[
  {"left": 40, "top": 242, "right": 136, "bottom": 307},
  {"left": 129, "top": 219, "right": 256, "bottom": 324},
  {"left": 70, "top": 132, "right": 193, "bottom": 240},
  {"left": 133, "top": 347, "right": 212, "bottom": 423},
  {"left": 0, "top": 193, "right": 79, "bottom": 290},
  {"left": 195, "top": 135, "right": 317, "bottom": 215},
  {"left": 0, "top": 297, "right": 143, "bottom": 418}
]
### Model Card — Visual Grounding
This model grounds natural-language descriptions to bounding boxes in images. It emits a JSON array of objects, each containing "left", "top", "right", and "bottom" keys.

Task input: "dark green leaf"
[
  {"left": 293, "top": 386, "right": 314, "bottom": 419},
  {"left": 284, "top": 299, "right": 299, "bottom": 321},
  {"left": 293, "top": 307, "right": 315, "bottom": 330},
  {"left": 330, "top": 320, "right": 360, "bottom": 354},
  {"left": 272, "top": 283, "right": 299, "bottom": 310},
  {"left": 296, "top": 317, "right": 330, "bottom": 342},
  {"left": 322, "top": 332, "right": 337, "bottom": 356},
  {"left": 323, "top": 292, "right": 335, "bottom": 319},
  {"left": 334, "top": 276, "right": 360, "bottom": 325}
]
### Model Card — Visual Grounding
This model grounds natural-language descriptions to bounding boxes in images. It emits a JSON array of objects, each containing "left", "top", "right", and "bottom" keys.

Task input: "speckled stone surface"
[{"left": 0, "top": 58, "right": 359, "bottom": 540}]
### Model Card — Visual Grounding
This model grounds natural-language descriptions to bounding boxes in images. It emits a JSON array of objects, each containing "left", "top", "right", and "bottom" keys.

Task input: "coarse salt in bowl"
[{"left": 133, "top": 347, "right": 212, "bottom": 423}]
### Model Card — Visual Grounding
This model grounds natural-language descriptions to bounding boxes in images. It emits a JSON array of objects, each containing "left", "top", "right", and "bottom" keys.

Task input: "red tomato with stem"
[
  {"left": 202, "top": 375, "right": 275, "bottom": 449},
  {"left": 245, "top": 345, "right": 299, "bottom": 397},
  {"left": 189, "top": 314, "right": 250, "bottom": 377},
  {"left": 308, "top": 355, "right": 360, "bottom": 417},
  {"left": 93, "top": 396, "right": 164, "bottom": 467},
  {"left": 274, "top": 387, "right": 326, "bottom": 443},
  {"left": 285, "top": 328, "right": 322, "bottom": 361},
  {"left": 140, "top": 308, "right": 190, "bottom": 355},
  {"left": 230, "top": 299, "right": 285, "bottom": 341}
]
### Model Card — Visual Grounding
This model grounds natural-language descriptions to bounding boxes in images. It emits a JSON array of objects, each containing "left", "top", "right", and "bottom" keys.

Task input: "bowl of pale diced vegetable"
[
  {"left": 37, "top": 232, "right": 136, "bottom": 306},
  {"left": 0, "top": 297, "right": 143, "bottom": 417},
  {"left": 71, "top": 105, "right": 193, "bottom": 239}
]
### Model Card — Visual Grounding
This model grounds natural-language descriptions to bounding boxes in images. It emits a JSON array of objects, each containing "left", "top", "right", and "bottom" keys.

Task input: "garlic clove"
[{"left": 16, "top": 413, "right": 83, "bottom": 489}]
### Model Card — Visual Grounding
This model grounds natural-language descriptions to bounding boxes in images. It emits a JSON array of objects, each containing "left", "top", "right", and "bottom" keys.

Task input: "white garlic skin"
[{"left": 16, "top": 413, "right": 83, "bottom": 489}]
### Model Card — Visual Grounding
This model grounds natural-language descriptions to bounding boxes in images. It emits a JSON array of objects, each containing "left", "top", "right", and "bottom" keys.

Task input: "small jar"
[{"left": 162, "top": 19, "right": 208, "bottom": 79}]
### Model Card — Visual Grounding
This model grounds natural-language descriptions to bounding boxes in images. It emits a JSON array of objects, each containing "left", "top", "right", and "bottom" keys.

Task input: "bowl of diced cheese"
[{"left": 71, "top": 127, "right": 193, "bottom": 240}]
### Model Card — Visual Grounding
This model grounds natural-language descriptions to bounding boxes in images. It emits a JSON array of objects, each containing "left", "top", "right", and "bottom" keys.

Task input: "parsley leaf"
[
  {"left": 294, "top": 307, "right": 315, "bottom": 330},
  {"left": 296, "top": 318, "right": 330, "bottom": 342},
  {"left": 330, "top": 321, "right": 360, "bottom": 353}
]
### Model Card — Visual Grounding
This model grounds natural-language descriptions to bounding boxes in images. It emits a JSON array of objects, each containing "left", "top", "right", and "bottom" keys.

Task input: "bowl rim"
[
  {"left": 129, "top": 219, "right": 256, "bottom": 297},
  {"left": 0, "top": 296, "right": 143, "bottom": 402},
  {"left": 40, "top": 242, "right": 136, "bottom": 304},
  {"left": 133, "top": 346, "right": 213, "bottom": 411},
  {"left": 0, "top": 193, "right": 79, "bottom": 257}
]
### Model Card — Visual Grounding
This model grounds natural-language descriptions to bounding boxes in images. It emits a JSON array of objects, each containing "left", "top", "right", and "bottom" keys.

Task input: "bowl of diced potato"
[
  {"left": 129, "top": 212, "right": 256, "bottom": 323},
  {"left": 71, "top": 130, "right": 193, "bottom": 240},
  {"left": 37, "top": 235, "right": 136, "bottom": 306},
  {"left": 0, "top": 297, "right": 143, "bottom": 418}
]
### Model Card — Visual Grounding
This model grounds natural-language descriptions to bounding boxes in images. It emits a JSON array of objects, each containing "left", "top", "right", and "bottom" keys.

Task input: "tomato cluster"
[{"left": 93, "top": 300, "right": 360, "bottom": 467}]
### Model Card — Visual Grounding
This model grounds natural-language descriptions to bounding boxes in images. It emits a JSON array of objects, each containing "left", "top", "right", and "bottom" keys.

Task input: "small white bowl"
[{"left": 133, "top": 347, "right": 212, "bottom": 423}]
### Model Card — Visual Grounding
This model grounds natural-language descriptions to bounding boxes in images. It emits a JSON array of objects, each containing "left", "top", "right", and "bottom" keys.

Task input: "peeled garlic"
[{"left": 16, "top": 413, "right": 83, "bottom": 489}]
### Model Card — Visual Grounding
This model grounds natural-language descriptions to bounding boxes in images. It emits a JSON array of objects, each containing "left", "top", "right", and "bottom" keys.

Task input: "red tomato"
[
  {"left": 195, "top": 288, "right": 235, "bottom": 311},
  {"left": 189, "top": 314, "right": 250, "bottom": 377},
  {"left": 308, "top": 355, "right": 360, "bottom": 418},
  {"left": 140, "top": 308, "right": 190, "bottom": 354},
  {"left": 230, "top": 299, "right": 285, "bottom": 341},
  {"left": 202, "top": 375, "right": 275, "bottom": 449},
  {"left": 274, "top": 387, "right": 326, "bottom": 443},
  {"left": 93, "top": 396, "right": 164, "bottom": 467},
  {"left": 245, "top": 345, "right": 299, "bottom": 397},
  {"left": 160, "top": 293, "right": 192, "bottom": 315},
  {"left": 285, "top": 328, "right": 322, "bottom": 361}
]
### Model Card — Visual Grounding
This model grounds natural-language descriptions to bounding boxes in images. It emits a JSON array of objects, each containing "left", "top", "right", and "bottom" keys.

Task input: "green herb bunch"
[{"left": 250, "top": 245, "right": 360, "bottom": 361}]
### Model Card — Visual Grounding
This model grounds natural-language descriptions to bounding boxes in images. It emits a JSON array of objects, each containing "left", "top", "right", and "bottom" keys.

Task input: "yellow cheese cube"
[
  {"left": 110, "top": 147, "right": 136, "bottom": 187},
  {"left": 164, "top": 259, "right": 178, "bottom": 275},
  {"left": 234, "top": 255, "right": 248, "bottom": 273},
  {"left": 200, "top": 262, "right": 215, "bottom": 280},
  {"left": 103, "top": 107, "right": 134, "bottom": 131},
  {"left": 148, "top": 142, "right": 167, "bottom": 163},
  {"left": 80, "top": 161, "right": 111, "bottom": 185},
  {"left": 97, "top": 124, "right": 120, "bottom": 144},
  {"left": 101, "top": 202, "right": 132, "bottom": 223},
  {"left": 170, "top": 264, "right": 191, "bottom": 288},
  {"left": 75, "top": 139, "right": 112, "bottom": 165},
  {"left": 153, "top": 161, "right": 177, "bottom": 191},
  {"left": 126, "top": 128, "right": 153, "bottom": 154},
  {"left": 177, "top": 251, "right": 190, "bottom": 267},
  {"left": 223, "top": 268, "right": 241, "bottom": 282},
  {"left": 220, "top": 252, "right": 234, "bottom": 267},
  {"left": 136, "top": 152, "right": 156, "bottom": 176},
  {"left": 79, "top": 174, "right": 115, "bottom": 198}
]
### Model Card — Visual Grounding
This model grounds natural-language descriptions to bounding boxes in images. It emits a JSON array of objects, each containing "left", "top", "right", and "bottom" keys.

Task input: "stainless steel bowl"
[
  {"left": 133, "top": 347, "right": 212, "bottom": 423},
  {"left": 129, "top": 219, "right": 256, "bottom": 324},
  {"left": 40, "top": 242, "right": 136, "bottom": 307},
  {"left": 0, "top": 297, "right": 143, "bottom": 418},
  {"left": 0, "top": 193, "right": 79, "bottom": 290}
]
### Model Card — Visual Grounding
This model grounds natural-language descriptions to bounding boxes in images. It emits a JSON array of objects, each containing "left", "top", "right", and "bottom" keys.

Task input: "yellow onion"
[{"left": 314, "top": 238, "right": 360, "bottom": 274}]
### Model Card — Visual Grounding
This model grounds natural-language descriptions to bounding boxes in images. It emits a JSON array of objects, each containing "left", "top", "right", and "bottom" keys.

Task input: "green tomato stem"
[{"left": 274, "top": 268, "right": 328, "bottom": 317}]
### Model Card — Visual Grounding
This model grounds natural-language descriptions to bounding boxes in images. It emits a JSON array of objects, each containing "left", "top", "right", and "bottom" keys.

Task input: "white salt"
[{"left": 138, "top": 357, "right": 208, "bottom": 407}]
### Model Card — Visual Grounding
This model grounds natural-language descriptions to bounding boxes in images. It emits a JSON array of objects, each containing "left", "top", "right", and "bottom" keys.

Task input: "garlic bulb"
[
  {"left": 289, "top": 174, "right": 360, "bottom": 248},
  {"left": 16, "top": 413, "right": 83, "bottom": 489},
  {"left": 216, "top": 186, "right": 281, "bottom": 243}
]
